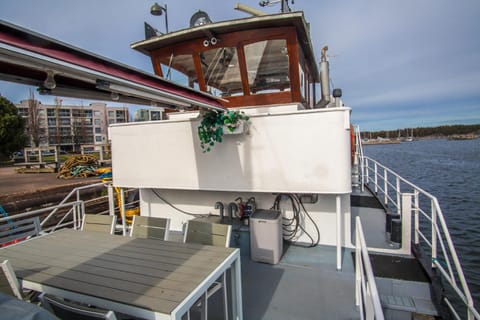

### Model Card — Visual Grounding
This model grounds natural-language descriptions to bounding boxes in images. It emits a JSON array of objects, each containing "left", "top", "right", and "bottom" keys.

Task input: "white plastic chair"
[
  {"left": 129, "top": 216, "right": 170, "bottom": 240},
  {"left": 184, "top": 220, "right": 232, "bottom": 320},
  {"left": 0, "top": 260, "right": 23, "bottom": 300},
  {"left": 81, "top": 214, "right": 116, "bottom": 234},
  {"left": 40, "top": 293, "right": 117, "bottom": 320}
]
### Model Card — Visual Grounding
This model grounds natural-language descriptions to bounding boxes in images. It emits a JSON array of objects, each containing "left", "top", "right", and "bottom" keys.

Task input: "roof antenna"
[{"left": 259, "top": 0, "right": 293, "bottom": 13}]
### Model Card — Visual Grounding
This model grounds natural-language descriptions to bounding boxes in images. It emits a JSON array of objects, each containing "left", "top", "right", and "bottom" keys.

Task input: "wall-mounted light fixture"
[
  {"left": 150, "top": 3, "right": 168, "bottom": 33},
  {"left": 110, "top": 92, "right": 120, "bottom": 101},
  {"left": 43, "top": 70, "right": 56, "bottom": 89}
]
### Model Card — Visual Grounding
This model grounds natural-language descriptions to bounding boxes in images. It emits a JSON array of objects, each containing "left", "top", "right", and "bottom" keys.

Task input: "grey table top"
[{"left": 0, "top": 229, "right": 237, "bottom": 316}]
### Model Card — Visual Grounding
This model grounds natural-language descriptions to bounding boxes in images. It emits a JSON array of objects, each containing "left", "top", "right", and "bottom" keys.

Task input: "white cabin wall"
[
  {"left": 110, "top": 106, "right": 352, "bottom": 194},
  {"left": 139, "top": 189, "right": 352, "bottom": 247}
]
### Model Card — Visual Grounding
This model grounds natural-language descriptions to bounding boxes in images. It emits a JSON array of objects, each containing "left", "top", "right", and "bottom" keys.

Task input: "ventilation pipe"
[
  {"left": 315, "top": 46, "right": 331, "bottom": 108},
  {"left": 234, "top": 3, "right": 267, "bottom": 16}
]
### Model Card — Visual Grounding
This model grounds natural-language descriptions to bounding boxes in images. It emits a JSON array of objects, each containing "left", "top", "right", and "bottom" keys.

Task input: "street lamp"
[{"left": 150, "top": 3, "right": 168, "bottom": 33}]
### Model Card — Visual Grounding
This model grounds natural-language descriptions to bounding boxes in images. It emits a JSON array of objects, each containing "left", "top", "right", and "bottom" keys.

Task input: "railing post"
[
  {"left": 80, "top": 201, "right": 85, "bottom": 226},
  {"left": 401, "top": 193, "right": 412, "bottom": 255},
  {"left": 374, "top": 162, "right": 378, "bottom": 193},
  {"left": 120, "top": 188, "right": 127, "bottom": 236},
  {"left": 355, "top": 221, "right": 361, "bottom": 307},
  {"left": 365, "top": 158, "right": 370, "bottom": 188},
  {"left": 383, "top": 168, "right": 388, "bottom": 205},
  {"left": 396, "top": 177, "right": 401, "bottom": 214},
  {"left": 336, "top": 195, "right": 342, "bottom": 271},
  {"left": 107, "top": 184, "right": 115, "bottom": 217},
  {"left": 72, "top": 203, "right": 78, "bottom": 230},
  {"left": 360, "top": 156, "right": 365, "bottom": 192},
  {"left": 431, "top": 199, "right": 437, "bottom": 269},
  {"left": 414, "top": 190, "right": 419, "bottom": 245}
]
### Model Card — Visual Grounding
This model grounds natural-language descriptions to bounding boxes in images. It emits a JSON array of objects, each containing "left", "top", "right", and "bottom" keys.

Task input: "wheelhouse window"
[
  {"left": 159, "top": 54, "right": 196, "bottom": 87},
  {"left": 244, "top": 39, "right": 290, "bottom": 94},
  {"left": 200, "top": 47, "right": 242, "bottom": 97}
]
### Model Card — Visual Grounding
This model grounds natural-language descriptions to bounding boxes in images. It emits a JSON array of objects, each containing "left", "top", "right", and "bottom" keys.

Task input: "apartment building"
[
  {"left": 16, "top": 99, "right": 129, "bottom": 151},
  {"left": 133, "top": 107, "right": 164, "bottom": 122}
]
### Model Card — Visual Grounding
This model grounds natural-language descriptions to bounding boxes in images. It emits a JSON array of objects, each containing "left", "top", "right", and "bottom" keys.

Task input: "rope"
[{"left": 57, "top": 155, "right": 99, "bottom": 179}]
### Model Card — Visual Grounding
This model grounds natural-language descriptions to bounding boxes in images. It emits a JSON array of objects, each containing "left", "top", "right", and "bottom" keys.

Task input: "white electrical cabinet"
[{"left": 250, "top": 209, "right": 283, "bottom": 264}]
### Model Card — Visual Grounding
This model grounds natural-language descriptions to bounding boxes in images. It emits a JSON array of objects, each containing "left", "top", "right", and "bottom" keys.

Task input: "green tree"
[{"left": 0, "top": 95, "right": 27, "bottom": 159}]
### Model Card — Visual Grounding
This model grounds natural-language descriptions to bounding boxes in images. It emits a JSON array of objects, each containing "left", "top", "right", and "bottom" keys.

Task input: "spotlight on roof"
[
  {"left": 150, "top": 3, "right": 166, "bottom": 16},
  {"left": 189, "top": 10, "right": 212, "bottom": 27}
]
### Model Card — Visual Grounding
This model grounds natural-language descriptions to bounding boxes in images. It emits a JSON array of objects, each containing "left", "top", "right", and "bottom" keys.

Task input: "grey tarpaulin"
[{"left": 0, "top": 293, "right": 58, "bottom": 320}]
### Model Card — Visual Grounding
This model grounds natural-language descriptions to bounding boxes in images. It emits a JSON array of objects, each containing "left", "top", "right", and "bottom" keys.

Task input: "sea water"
[{"left": 364, "top": 138, "right": 480, "bottom": 310}]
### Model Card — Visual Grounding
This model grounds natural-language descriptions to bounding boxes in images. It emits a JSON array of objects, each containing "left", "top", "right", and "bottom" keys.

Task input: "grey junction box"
[{"left": 249, "top": 209, "right": 283, "bottom": 264}]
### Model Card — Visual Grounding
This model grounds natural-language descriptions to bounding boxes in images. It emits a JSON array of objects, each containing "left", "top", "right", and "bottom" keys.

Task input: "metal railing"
[
  {"left": 40, "top": 182, "right": 106, "bottom": 230},
  {"left": 360, "top": 154, "right": 479, "bottom": 319},
  {"left": 355, "top": 216, "right": 385, "bottom": 320},
  {"left": 2, "top": 182, "right": 139, "bottom": 237},
  {"left": 0, "top": 201, "right": 84, "bottom": 234}
]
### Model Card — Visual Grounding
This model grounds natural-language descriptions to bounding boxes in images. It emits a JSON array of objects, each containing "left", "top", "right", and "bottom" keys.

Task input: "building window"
[
  {"left": 95, "top": 136, "right": 103, "bottom": 142},
  {"left": 151, "top": 111, "right": 161, "bottom": 120},
  {"left": 94, "top": 118, "right": 101, "bottom": 125},
  {"left": 60, "top": 118, "right": 71, "bottom": 126},
  {"left": 47, "top": 108, "right": 56, "bottom": 117},
  {"left": 94, "top": 111, "right": 101, "bottom": 117},
  {"left": 95, "top": 127, "right": 102, "bottom": 134},
  {"left": 59, "top": 109, "right": 70, "bottom": 117},
  {"left": 108, "top": 111, "right": 115, "bottom": 118}
]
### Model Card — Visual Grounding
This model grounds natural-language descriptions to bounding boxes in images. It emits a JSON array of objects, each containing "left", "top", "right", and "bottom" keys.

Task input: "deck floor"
[
  {"left": 241, "top": 245, "right": 359, "bottom": 320},
  {"left": 195, "top": 244, "right": 359, "bottom": 320},
  {"left": 186, "top": 189, "right": 391, "bottom": 320}
]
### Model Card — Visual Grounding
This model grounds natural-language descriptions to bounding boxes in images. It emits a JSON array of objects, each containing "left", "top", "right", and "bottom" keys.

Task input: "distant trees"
[
  {"left": 363, "top": 124, "right": 480, "bottom": 139},
  {"left": 0, "top": 95, "right": 27, "bottom": 159},
  {"left": 26, "top": 90, "right": 47, "bottom": 147}
]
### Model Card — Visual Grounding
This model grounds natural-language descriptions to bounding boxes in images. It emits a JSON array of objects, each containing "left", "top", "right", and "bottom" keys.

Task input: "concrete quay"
[{"left": 0, "top": 166, "right": 102, "bottom": 214}]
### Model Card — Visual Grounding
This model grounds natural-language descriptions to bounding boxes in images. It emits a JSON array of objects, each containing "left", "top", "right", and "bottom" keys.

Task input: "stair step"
[{"left": 380, "top": 295, "right": 438, "bottom": 316}]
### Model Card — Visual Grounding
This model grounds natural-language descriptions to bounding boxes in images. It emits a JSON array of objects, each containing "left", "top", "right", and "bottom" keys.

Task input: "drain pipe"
[{"left": 315, "top": 46, "right": 331, "bottom": 108}]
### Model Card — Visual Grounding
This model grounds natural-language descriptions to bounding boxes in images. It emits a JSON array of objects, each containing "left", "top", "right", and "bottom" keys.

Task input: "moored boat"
[{"left": 0, "top": 2, "right": 478, "bottom": 319}]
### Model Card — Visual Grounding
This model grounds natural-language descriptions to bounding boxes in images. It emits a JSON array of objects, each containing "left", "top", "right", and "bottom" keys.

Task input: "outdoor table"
[{"left": 0, "top": 228, "right": 243, "bottom": 319}]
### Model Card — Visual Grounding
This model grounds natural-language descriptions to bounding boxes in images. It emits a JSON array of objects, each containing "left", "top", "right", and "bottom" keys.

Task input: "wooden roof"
[{"left": 131, "top": 12, "right": 319, "bottom": 82}]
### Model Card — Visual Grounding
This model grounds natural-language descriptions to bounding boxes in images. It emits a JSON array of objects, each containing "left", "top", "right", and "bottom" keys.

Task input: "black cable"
[
  {"left": 271, "top": 193, "right": 321, "bottom": 247},
  {"left": 150, "top": 189, "right": 209, "bottom": 217},
  {"left": 294, "top": 194, "right": 321, "bottom": 247}
]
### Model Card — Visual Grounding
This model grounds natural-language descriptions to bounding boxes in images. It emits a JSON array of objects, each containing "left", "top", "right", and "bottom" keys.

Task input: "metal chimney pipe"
[{"left": 315, "top": 46, "right": 331, "bottom": 108}]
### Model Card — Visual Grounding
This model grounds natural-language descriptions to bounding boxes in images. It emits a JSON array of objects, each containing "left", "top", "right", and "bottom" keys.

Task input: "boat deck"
[
  {"left": 191, "top": 244, "right": 359, "bottom": 320},
  {"left": 194, "top": 189, "right": 391, "bottom": 320},
  {"left": 241, "top": 245, "right": 359, "bottom": 320}
]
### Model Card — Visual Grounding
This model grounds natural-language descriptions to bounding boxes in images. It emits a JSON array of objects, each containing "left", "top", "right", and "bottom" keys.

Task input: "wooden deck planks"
[{"left": 0, "top": 229, "right": 236, "bottom": 315}]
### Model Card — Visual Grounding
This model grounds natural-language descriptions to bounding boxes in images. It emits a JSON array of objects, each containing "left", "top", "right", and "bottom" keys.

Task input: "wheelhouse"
[{"left": 131, "top": 12, "right": 320, "bottom": 109}]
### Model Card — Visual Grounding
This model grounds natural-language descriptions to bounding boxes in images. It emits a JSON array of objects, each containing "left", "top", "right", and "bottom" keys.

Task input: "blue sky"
[{"left": 1, "top": 0, "right": 479, "bottom": 131}]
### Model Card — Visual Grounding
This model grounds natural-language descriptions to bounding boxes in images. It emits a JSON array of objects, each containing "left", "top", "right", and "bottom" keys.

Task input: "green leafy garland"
[{"left": 198, "top": 110, "right": 249, "bottom": 152}]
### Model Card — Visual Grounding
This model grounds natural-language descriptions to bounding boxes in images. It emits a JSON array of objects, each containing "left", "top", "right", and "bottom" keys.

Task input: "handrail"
[
  {"left": 355, "top": 216, "right": 385, "bottom": 320},
  {"left": 361, "top": 155, "right": 479, "bottom": 319},
  {"left": 40, "top": 182, "right": 105, "bottom": 227},
  {"left": 0, "top": 201, "right": 84, "bottom": 234},
  {"left": 352, "top": 125, "right": 365, "bottom": 189}
]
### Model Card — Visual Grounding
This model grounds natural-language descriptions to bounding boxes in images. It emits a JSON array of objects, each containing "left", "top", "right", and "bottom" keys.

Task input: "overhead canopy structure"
[{"left": 0, "top": 20, "right": 226, "bottom": 112}]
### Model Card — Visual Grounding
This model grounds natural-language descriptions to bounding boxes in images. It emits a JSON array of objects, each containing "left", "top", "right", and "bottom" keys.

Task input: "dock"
[{"left": 0, "top": 166, "right": 101, "bottom": 214}]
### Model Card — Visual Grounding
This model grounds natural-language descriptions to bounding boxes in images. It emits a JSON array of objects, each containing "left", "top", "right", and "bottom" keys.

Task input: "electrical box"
[{"left": 250, "top": 209, "right": 283, "bottom": 264}]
